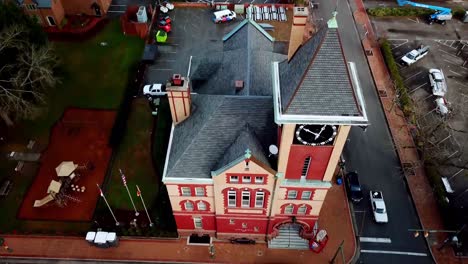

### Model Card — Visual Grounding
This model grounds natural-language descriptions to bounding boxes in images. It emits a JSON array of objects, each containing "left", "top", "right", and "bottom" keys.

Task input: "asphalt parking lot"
[
  {"left": 145, "top": 8, "right": 240, "bottom": 84},
  {"left": 380, "top": 19, "right": 468, "bottom": 209}
]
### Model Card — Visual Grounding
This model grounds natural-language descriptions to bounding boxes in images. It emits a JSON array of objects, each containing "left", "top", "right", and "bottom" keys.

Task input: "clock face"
[{"left": 295, "top": 125, "right": 337, "bottom": 146}]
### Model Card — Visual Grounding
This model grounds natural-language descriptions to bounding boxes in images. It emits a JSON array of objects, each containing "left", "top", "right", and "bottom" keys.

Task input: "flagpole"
[
  {"left": 136, "top": 185, "right": 153, "bottom": 227},
  {"left": 96, "top": 184, "right": 119, "bottom": 226},
  {"left": 120, "top": 169, "right": 139, "bottom": 216}
]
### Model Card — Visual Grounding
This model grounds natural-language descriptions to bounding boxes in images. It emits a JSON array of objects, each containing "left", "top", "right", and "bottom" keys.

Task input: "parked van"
[{"left": 212, "top": 10, "right": 236, "bottom": 23}]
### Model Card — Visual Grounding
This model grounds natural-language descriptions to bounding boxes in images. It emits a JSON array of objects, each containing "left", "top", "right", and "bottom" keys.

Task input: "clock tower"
[{"left": 266, "top": 11, "right": 368, "bottom": 241}]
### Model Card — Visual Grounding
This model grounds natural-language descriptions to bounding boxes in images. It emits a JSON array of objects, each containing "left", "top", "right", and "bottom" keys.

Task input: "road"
[{"left": 310, "top": 0, "right": 433, "bottom": 263}]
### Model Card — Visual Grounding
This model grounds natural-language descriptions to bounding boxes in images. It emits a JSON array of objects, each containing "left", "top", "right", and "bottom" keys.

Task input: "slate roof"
[
  {"left": 166, "top": 95, "right": 276, "bottom": 179},
  {"left": 213, "top": 124, "right": 270, "bottom": 173},
  {"left": 190, "top": 19, "right": 287, "bottom": 96},
  {"left": 278, "top": 27, "right": 362, "bottom": 117}
]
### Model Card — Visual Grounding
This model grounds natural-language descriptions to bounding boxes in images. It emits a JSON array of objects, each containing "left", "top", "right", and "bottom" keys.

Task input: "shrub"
[
  {"left": 367, "top": 7, "right": 433, "bottom": 17},
  {"left": 380, "top": 38, "right": 413, "bottom": 117}
]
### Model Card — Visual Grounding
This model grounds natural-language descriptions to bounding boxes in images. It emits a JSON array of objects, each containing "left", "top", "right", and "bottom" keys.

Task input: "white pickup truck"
[
  {"left": 370, "top": 191, "right": 388, "bottom": 223},
  {"left": 401, "top": 46, "right": 429, "bottom": 66},
  {"left": 143, "top": 83, "right": 165, "bottom": 99}
]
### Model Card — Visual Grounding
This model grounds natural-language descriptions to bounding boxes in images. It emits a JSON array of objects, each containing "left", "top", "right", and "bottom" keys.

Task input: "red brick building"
[
  {"left": 18, "top": 0, "right": 111, "bottom": 27},
  {"left": 162, "top": 10, "right": 368, "bottom": 249}
]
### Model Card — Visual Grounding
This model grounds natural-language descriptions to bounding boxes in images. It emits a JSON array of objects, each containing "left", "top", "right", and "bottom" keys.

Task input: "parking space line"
[
  {"left": 149, "top": 68, "right": 173, "bottom": 71},
  {"left": 403, "top": 71, "right": 422, "bottom": 82},
  {"left": 443, "top": 59, "right": 460, "bottom": 66},
  {"left": 410, "top": 83, "right": 428, "bottom": 93},
  {"left": 438, "top": 49, "right": 459, "bottom": 59},
  {"left": 449, "top": 70, "right": 463, "bottom": 76},
  {"left": 361, "top": 249, "right": 427, "bottom": 256},
  {"left": 360, "top": 237, "right": 392, "bottom": 243}
]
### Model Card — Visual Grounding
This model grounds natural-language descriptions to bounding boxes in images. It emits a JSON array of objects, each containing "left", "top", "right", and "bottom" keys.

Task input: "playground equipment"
[{"left": 396, "top": 0, "right": 452, "bottom": 24}]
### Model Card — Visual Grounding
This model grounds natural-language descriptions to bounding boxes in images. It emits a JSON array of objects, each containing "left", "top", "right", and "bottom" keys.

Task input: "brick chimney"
[
  {"left": 167, "top": 74, "right": 191, "bottom": 125},
  {"left": 287, "top": 6, "right": 309, "bottom": 60}
]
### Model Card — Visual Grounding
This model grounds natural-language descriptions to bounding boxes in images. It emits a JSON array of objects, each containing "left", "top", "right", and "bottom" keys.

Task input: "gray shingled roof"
[
  {"left": 213, "top": 124, "right": 270, "bottom": 173},
  {"left": 166, "top": 95, "right": 276, "bottom": 178},
  {"left": 279, "top": 27, "right": 361, "bottom": 117},
  {"left": 190, "top": 20, "right": 286, "bottom": 96}
]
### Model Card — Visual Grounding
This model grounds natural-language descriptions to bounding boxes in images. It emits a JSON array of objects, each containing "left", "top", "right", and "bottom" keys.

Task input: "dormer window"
[{"left": 242, "top": 176, "right": 251, "bottom": 183}]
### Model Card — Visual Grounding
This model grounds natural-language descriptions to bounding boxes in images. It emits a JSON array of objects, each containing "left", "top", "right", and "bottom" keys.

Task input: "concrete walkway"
[
  {"left": 352, "top": 0, "right": 467, "bottom": 263},
  {"left": 0, "top": 185, "right": 356, "bottom": 263}
]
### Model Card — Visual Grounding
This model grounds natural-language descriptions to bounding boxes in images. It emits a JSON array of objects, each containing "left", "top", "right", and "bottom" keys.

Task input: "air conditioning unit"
[{"left": 137, "top": 6, "right": 148, "bottom": 23}]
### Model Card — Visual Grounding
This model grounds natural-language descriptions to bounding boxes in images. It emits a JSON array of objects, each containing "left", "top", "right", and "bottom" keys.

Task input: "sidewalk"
[
  {"left": 0, "top": 185, "right": 356, "bottom": 263},
  {"left": 352, "top": 1, "right": 467, "bottom": 263}
]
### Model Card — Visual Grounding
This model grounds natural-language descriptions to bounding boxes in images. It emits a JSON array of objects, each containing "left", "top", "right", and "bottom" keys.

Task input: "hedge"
[
  {"left": 380, "top": 38, "right": 413, "bottom": 117},
  {"left": 368, "top": 6, "right": 467, "bottom": 19},
  {"left": 367, "top": 7, "right": 433, "bottom": 17}
]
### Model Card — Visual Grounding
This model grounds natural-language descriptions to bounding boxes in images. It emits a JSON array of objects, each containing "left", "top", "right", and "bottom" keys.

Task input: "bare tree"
[{"left": 0, "top": 25, "right": 58, "bottom": 125}]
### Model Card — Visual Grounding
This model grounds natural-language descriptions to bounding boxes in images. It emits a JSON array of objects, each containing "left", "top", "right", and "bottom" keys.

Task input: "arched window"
[
  {"left": 198, "top": 201, "right": 206, "bottom": 211},
  {"left": 284, "top": 204, "right": 294, "bottom": 214},
  {"left": 185, "top": 201, "right": 194, "bottom": 211},
  {"left": 297, "top": 205, "right": 307, "bottom": 215}
]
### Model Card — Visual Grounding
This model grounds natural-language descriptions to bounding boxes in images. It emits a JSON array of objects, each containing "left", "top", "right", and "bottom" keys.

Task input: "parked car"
[
  {"left": 435, "top": 97, "right": 450, "bottom": 116},
  {"left": 345, "top": 172, "right": 363, "bottom": 203},
  {"left": 160, "top": 5, "right": 169, "bottom": 14},
  {"left": 212, "top": 9, "right": 236, "bottom": 24},
  {"left": 429, "top": 68, "right": 447, "bottom": 97},
  {"left": 401, "top": 45, "right": 429, "bottom": 66},
  {"left": 158, "top": 14, "right": 171, "bottom": 24},
  {"left": 143, "top": 83, "right": 165, "bottom": 99},
  {"left": 370, "top": 191, "right": 388, "bottom": 223},
  {"left": 157, "top": 20, "right": 171, "bottom": 32},
  {"left": 161, "top": 1, "right": 174, "bottom": 11}
]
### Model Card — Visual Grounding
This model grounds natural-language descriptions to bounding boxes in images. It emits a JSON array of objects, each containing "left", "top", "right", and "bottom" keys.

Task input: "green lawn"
[
  {"left": 107, "top": 99, "right": 158, "bottom": 210},
  {"left": 22, "top": 19, "right": 145, "bottom": 139},
  {"left": 0, "top": 19, "right": 144, "bottom": 234}
]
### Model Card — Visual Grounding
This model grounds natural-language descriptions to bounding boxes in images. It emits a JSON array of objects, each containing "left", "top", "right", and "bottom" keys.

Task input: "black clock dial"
[{"left": 295, "top": 125, "right": 337, "bottom": 146}]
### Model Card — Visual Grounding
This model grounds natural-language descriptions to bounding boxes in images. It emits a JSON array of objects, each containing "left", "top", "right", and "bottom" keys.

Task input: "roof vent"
[{"left": 235, "top": 80, "right": 244, "bottom": 92}]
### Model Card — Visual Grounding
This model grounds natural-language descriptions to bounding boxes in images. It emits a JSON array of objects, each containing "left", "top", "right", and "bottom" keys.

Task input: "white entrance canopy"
[
  {"left": 47, "top": 180, "right": 62, "bottom": 194},
  {"left": 55, "top": 161, "right": 78, "bottom": 177}
]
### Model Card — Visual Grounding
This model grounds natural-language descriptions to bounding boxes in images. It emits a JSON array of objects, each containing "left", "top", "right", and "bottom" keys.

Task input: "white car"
[
  {"left": 429, "top": 69, "right": 447, "bottom": 97},
  {"left": 435, "top": 97, "right": 450, "bottom": 115},
  {"left": 370, "top": 191, "right": 388, "bottom": 223},
  {"left": 401, "top": 46, "right": 429, "bottom": 66},
  {"left": 143, "top": 83, "right": 164, "bottom": 99},
  {"left": 160, "top": 5, "right": 169, "bottom": 14}
]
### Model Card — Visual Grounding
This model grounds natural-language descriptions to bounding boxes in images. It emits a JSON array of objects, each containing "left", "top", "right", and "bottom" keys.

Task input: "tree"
[{"left": 0, "top": 2, "right": 57, "bottom": 125}]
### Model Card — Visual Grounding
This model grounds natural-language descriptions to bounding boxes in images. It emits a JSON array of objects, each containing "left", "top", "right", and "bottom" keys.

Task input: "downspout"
[{"left": 266, "top": 172, "right": 282, "bottom": 241}]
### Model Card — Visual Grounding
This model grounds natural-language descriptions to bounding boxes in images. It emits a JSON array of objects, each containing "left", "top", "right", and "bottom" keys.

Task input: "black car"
[{"left": 345, "top": 172, "right": 363, "bottom": 203}]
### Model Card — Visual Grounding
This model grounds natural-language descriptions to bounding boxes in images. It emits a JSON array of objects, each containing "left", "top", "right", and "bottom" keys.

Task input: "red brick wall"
[
  {"left": 174, "top": 213, "right": 216, "bottom": 232},
  {"left": 285, "top": 145, "right": 333, "bottom": 180},
  {"left": 61, "top": 0, "right": 109, "bottom": 16},
  {"left": 216, "top": 216, "right": 268, "bottom": 240}
]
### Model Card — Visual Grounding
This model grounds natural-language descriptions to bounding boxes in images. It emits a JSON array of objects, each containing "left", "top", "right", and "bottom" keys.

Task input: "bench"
[{"left": 0, "top": 180, "right": 12, "bottom": 196}]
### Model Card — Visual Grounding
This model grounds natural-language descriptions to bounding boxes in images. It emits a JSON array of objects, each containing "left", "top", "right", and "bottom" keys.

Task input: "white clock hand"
[
  {"left": 304, "top": 128, "right": 319, "bottom": 137},
  {"left": 315, "top": 125, "right": 326, "bottom": 140}
]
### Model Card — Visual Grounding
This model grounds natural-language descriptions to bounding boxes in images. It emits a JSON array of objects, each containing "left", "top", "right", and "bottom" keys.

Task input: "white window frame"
[
  {"left": 193, "top": 217, "right": 202, "bottom": 229},
  {"left": 230, "top": 175, "right": 239, "bottom": 182},
  {"left": 241, "top": 191, "right": 250, "bottom": 208},
  {"left": 195, "top": 187, "right": 205, "bottom": 196},
  {"left": 255, "top": 191, "right": 264, "bottom": 208},
  {"left": 301, "top": 191, "right": 312, "bottom": 200},
  {"left": 197, "top": 201, "right": 206, "bottom": 211},
  {"left": 181, "top": 187, "right": 191, "bottom": 196},
  {"left": 284, "top": 204, "right": 294, "bottom": 214},
  {"left": 228, "top": 190, "right": 236, "bottom": 207},
  {"left": 298, "top": 205, "right": 307, "bottom": 215},
  {"left": 185, "top": 201, "right": 194, "bottom": 211},
  {"left": 287, "top": 190, "right": 297, "bottom": 199},
  {"left": 242, "top": 176, "right": 251, "bottom": 183},
  {"left": 255, "top": 176, "right": 264, "bottom": 183}
]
